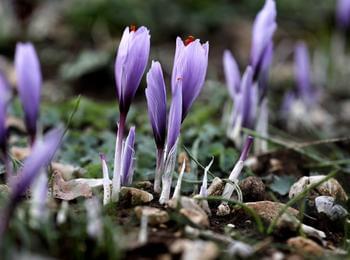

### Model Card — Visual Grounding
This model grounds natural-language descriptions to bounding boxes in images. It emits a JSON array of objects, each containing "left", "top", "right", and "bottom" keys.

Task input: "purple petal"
[
  {"left": 250, "top": 0, "right": 277, "bottom": 73},
  {"left": 114, "top": 26, "right": 151, "bottom": 114},
  {"left": 239, "top": 136, "right": 254, "bottom": 161},
  {"left": 336, "top": 0, "right": 350, "bottom": 29},
  {"left": 223, "top": 50, "right": 241, "bottom": 100},
  {"left": 166, "top": 79, "right": 182, "bottom": 153},
  {"left": 258, "top": 41, "right": 274, "bottom": 99},
  {"left": 15, "top": 42, "right": 42, "bottom": 138},
  {"left": 294, "top": 42, "right": 314, "bottom": 105},
  {"left": 121, "top": 126, "right": 135, "bottom": 185},
  {"left": 171, "top": 38, "right": 209, "bottom": 120},
  {"left": 145, "top": 61, "right": 167, "bottom": 149},
  {"left": 280, "top": 90, "right": 296, "bottom": 116},
  {"left": 10, "top": 128, "right": 63, "bottom": 203},
  {"left": 240, "top": 66, "right": 255, "bottom": 128},
  {"left": 0, "top": 73, "right": 10, "bottom": 151}
]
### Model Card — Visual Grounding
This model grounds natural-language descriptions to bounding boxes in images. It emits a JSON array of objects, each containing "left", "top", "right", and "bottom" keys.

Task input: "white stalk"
[
  {"left": 30, "top": 169, "right": 48, "bottom": 227},
  {"left": 172, "top": 159, "right": 186, "bottom": 200},
  {"left": 221, "top": 160, "right": 244, "bottom": 200},
  {"left": 57, "top": 201, "right": 69, "bottom": 225},
  {"left": 111, "top": 133, "right": 121, "bottom": 202},
  {"left": 138, "top": 214, "right": 148, "bottom": 244},
  {"left": 159, "top": 142, "right": 178, "bottom": 204},
  {"left": 199, "top": 158, "right": 214, "bottom": 197},
  {"left": 101, "top": 156, "right": 111, "bottom": 205},
  {"left": 85, "top": 197, "right": 103, "bottom": 240}
]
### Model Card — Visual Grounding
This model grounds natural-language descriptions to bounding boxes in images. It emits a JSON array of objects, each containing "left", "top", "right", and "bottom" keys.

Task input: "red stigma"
[
  {"left": 184, "top": 35, "right": 195, "bottom": 46},
  {"left": 130, "top": 24, "right": 137, "bottom": 32}
]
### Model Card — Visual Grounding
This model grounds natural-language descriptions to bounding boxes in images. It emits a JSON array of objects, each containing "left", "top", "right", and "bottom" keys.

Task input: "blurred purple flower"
[
  {"left": 115, "top": 26, "right": 151, "bottom": 115},
  {"left": 15, "top": 43, "right": 42, "bottom": 142},
  {"left": 240, "top": 66, "right": 256, "bottom": 129},
  {"left": 0, "top": 128, "right": 62, "bottom": 240},
  {"left": 257, "top": 41, "right": 274, "bottom": 99},
  {"left": 294, "top": 42, "right": 317, "bottom": 106},
  {"left": 250, "top": 0, "right": 277, "bottom": 77},
  {"left": 336, "top": 0, "right": 350, "bottom": 29},
  {"left": 10, "top": 128, "right": 62, "bottom": 203},
  {"left": 280, "top": 90, "right": 296, "bottom": 117},
  {"left": 0, "top": 73, "right": 10, "bottom": 154},
  {"left": 145, "top": 61, "right": 167, "bottom": 150},
  {"left": 172, "top": 36, "right": 209, "bottom": 120},
  {"left": 121, "top": 126, "right": 135, "bottom": 186},
  {"left": 223, "top": 50, "right": 241, "bottom": 100}
]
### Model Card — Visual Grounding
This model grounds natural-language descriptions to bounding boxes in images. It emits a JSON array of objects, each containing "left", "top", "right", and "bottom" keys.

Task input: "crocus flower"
[
  {"left": 336, "top": 0, "right": 350, "bottom": 29},
  {"left": 250, "top": 0, "right": 277, "bottom": 78},
  {"left": 223, "top": 50, "right": 241, "bottom": 101},
  {"left": 226, "top": 66, "right": 257, "bottom": 145},
  {"left": 145, "top": 61, "right": 167, "bottom": 192},
  {"left": 145, "top": 63, "right": 183, "bottom": 196},
  {"left": 15, "top": 43, "right": 42, "bottom": 143},
  {"left": 115, "top": 26, "right": 151, "bottom": 115},
  {"left": 171, "top": 36, "right": 209, "bottom": 120},
  {"left": 145, "top": 61, "right": 167, "bottom": 150},
  {"left": 294, "top": 42, "right": 317, "bottom": 107},
  {"left": 0, "top": 128, "right": 62, "bottom": 240},
  {"left": 0, "top": 73, "right": 10, "bottom": 155},
  {"left": 112, "top": 25, "right": 150, "bottom": 201}
]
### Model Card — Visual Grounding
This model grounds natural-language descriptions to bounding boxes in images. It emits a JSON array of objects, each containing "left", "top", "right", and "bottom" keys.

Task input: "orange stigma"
[
  {"left": 130, "top": 24, "right": 137, "bottom": 32},
  {"left": 184, "top": 35, "right": 195, "bottom": 46}
]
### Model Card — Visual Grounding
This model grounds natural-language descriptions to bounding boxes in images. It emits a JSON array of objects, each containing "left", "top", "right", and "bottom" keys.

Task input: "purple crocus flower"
[
  {"left": 336, "top": 0, "right": 350, "bottom": 29},
  {"left": 0, "top": 73, "right": 10, "bottom": 154},
  {"left": 223, "top": 50, "right": 241, "bottom": 101},
  {"left": 115, "top": 26, "right": 151, "bottom": 115},
  {"left": 250, "top": 0, "right": 277, "bottom": 78},
  {"left": 240, "top": 66, "right": 256, "bottom": 129},
  {"left": 15, "top": 43, "right": 42, "bottom": 143},
  {"left": 257, "top": 41, "right": 274, "bottom": 100},
  {"left": 294, "top": 42, "right": 316, "bottom": 106},
  {"left": 145, "top": 61, "right": 167, "bottom": 150},
  {"left": 121, "top": 126, "right": 136, "bottom": 186},
  {"left": 112, "top": 25, "right": 150, "bottom": 201},
  {"left": 172, "top": 36, "right": 209, "bottom": 120},
  {"left": 0, "top": 128, "right": 62, "bottom": 240},
  {"left": 145, "top": 62, "right": 183, "bottom": 198}
]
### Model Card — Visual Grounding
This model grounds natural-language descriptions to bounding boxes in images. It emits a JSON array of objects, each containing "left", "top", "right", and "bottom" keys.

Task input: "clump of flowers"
[
  {"left": 145, "top": 36, "right": 209, "bottom": 204},
  {"left": 223, "top": 0, "right": 276, "bottom": 153}
]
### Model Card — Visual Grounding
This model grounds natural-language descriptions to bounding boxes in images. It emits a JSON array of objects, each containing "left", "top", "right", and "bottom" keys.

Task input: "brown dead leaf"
[{"left": 52, "top": 171, "right": 92, "bottom": 200}]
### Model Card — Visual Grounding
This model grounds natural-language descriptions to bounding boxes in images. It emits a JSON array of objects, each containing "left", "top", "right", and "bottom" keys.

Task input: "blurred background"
[
  {"left": 0, "top": 0, "right": 338, "bottom": 101},
  {"left": 1, "top": 0, "right": 349, "bottom": 169}
]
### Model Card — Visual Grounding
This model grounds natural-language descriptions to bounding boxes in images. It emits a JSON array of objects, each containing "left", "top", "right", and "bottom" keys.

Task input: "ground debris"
[
  {"left": 287, "top": 236, "right": 324, "bottom": 257},
  {"left": 289, "top": 175, "right": 348, "bottom": 202},
  {"left": 120, "top": 187, "right": 154, "bottom": 206},
  {"left": 134, "top": 206, "right": 169, "bottom": 226}
]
